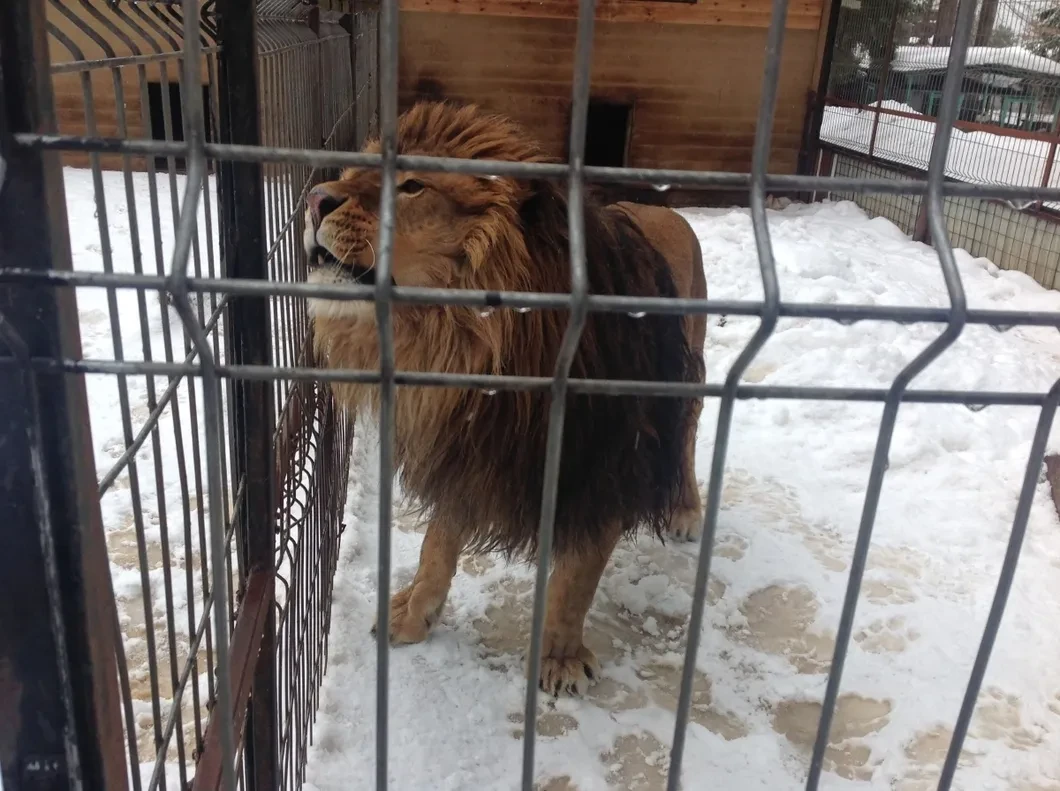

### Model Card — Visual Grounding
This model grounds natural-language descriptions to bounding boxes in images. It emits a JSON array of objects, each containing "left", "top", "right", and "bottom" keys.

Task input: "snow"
[
  {"left": 887, "top": 46, "right": 1060, "bottom": 78},
  {"left": 301, "top": 205, "right": 1060, "bottom": 789},
  {"left": 821, "top": 101, "right": 1060, "bottom": 203},
  {"left": 63, "top": 165, "right": 232, "bottom": 788},
  {"left": 63, "top": 166, "right": 1060, "bottom": 790}
]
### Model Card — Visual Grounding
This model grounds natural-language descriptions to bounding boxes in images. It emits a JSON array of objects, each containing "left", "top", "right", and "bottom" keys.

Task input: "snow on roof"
[{"left": 889, "top": 45, "right": 1060, "bottom": 78}]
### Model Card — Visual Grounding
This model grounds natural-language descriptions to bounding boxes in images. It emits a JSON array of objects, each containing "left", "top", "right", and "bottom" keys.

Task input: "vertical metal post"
[
  {"left": 340, "top": 4, "right": 358, "bottom": 146},
  {"left": 666, "top": 0, "right": 785, "bottom": 785},
  {"left": 215, "top": 0, "right": 277, "bottom": 788},
  {"left": 798, "top": 0, "right": 843, "bottom": 178},
  {"left": 866, "top": 7, "right": 900, "bottom": 161},
  {"left": 376, "top": 0, "right": 400, "bottom": 787},
  {"left": 0, "top": 0, "right": 129, "bottom": 789},
  {"left": 1035, "top": 117, "right": 1059, "bottom": 213},
  {"left": 520, "top": 1, "right": 596, "bottom": 788},
  {"left": 804, "top": 0, "right": 973, "bottom": 786}
]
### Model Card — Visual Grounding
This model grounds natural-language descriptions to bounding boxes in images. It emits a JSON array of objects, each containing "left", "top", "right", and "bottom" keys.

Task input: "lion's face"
[
  {"left": 302, "top": 102, "right": 549, "bottom": 322},
  {"left": 303, "top": 170, "right": 481, "bottom": 320}
]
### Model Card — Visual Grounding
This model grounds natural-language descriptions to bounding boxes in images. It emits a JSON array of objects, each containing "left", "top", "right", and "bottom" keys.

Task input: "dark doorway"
[
  {"left": 147, "top": 81, "right": 212, "bottom": 172},
  {"left": 584, "top": 100, "right": 632, "bottom": 168}
]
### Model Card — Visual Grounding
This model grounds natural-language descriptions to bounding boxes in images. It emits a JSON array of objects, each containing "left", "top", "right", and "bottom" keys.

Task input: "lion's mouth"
[{"left": 308, "top": 245, "right": 392, "bottom": 286}]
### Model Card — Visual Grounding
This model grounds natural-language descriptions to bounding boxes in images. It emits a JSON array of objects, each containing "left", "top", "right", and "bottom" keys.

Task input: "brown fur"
[{"left": 302, "top": 101, "right": 707, "bottom": 694}]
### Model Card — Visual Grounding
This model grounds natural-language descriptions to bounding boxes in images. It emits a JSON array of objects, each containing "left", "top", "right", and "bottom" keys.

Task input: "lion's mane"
[{"left": 313, "top": 101, "right": 704, "bottom": 559}]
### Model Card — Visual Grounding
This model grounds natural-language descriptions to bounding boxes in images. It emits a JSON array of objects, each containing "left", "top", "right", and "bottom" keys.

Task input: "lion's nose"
[{"left": 307, "top": 185, "right": 348, "bottom": 227}]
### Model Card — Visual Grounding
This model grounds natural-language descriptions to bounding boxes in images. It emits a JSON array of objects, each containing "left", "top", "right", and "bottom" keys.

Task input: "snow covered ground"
[
  {"left": 821, "top": 101, "right": 1060, "bottom": 209},
  {"left": 65, "top": 165, "right": 231, "bottom": 787},
  {"left": 62, "top": 167, "right": 1060, "bottom": 790}
]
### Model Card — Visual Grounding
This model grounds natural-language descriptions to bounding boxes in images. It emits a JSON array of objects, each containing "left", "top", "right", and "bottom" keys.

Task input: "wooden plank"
[
  {"left": 399, "top": 11, "right": 819, "bottom": 174},
  {"left": 400, "top": 0, "right": 824, "bottom": 30},
  {"left": 1046, "top": 454, "right": 1060, "bottom": 524},
  {"left": 191, "top": 569, "right": 274, "bottom": 791}
]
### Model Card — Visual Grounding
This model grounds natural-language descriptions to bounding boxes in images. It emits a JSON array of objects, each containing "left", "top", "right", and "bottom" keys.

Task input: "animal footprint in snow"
[
  {"left": 722, "top": 467, "right": 848, "bottom": 572},
  {"left": 854, "top": 615, "right": 920, "bottom": 654},
  {"left": 507, "top": 710, "right": 579, "bottom": 740},
  {"left": 714, "top": 532, "right": 749, "bottom": 561},
  {"left": 896, "top": 725, "right": 980, "bottom": 790},
  {"left": 733, "top": 584, "right": 835, "bottom": 674},
  {"left": 860, "top": 575, "right": 918, "bottom": 605},
  {"left": 773, "top": 694, "right": 892, "bottom": 781},
  {"left": 635, "top": 661, "right": 748, "bottom": 740},
  {"left": 971, "top": 686, "right": 1044, "bottom": 751},
  {"left": 601, "top": 732, "right": 669, "bottom": 791}
]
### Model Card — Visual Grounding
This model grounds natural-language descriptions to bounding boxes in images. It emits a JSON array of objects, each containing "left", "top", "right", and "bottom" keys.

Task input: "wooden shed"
[
  {"left": 46, "top": 0, "right": 218, "bottom": 172},
  {"left": 47, "top": 0, "right": 836, "bottom": 205},
  {"left": 397, "top": 0, "right": 834, "bottom": 205}
]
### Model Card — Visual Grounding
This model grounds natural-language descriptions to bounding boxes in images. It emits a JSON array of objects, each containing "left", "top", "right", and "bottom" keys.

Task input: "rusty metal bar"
[
  {"left": 215, "top": 0, "right": 279, "bottom": 787},
  {"left": 0, "top": 0, "right": 128, "bottom": 787},
  {"left": 191, "top": 570, "right": 275, "bottom": 791}
]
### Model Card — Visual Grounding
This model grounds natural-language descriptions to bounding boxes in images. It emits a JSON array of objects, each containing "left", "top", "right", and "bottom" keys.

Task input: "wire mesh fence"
[
  {"left": 1, "top": 0, "right": 374, "bottom": 789},
  {"left": 2, "top": 0, "right": 1060, "bottom": 790},
  {"left": 817, "top": 0, "right": 1060, "bottom": 269},
  {"left": 822, "top": 0, "right": 1060, "bottom": 180}
]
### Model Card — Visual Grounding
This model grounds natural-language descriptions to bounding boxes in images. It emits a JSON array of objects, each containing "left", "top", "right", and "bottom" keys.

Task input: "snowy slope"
[
  {"left": 821, "top": 101, "right": 1060, "bottom": 194},
  {"left": 888, "top": 46, "right": 1060, "bottom": 78}
]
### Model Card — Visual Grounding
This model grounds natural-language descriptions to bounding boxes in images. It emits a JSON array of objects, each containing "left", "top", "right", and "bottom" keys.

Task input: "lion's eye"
[{"left": 398, "top": 179, "right": 425, "bottom": 196}]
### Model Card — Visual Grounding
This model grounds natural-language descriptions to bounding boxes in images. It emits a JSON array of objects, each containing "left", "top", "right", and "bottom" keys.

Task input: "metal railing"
[
  {"left": 819, "top": 0, "right": 1060, "bottom": 218},
  {"left": 1, "top": 0, "right": 373, "bottom": 789},
  {"left": 2, "top": 0, "right": 1060, "bottom": 790}
]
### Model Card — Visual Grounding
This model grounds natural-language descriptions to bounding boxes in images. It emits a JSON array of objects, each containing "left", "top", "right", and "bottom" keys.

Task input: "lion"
[{"left": 301, "top": 101, "right": 707, "bottom": 696}]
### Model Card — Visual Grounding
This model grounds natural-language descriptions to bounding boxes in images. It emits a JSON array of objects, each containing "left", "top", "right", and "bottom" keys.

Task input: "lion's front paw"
[
  {"left": 537, "top": 644, "right": 600, "bottom": 697},
  {"left": 370, "top": 582, "right": 445, "bottom": 644},
  {"left": 667, "top": 507, "right": 703, "bottom": 542}
]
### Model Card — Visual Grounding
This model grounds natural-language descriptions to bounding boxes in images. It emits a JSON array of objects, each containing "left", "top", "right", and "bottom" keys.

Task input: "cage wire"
[{"left": 1, "top": 0, "right": 1060, "bottom": 788}]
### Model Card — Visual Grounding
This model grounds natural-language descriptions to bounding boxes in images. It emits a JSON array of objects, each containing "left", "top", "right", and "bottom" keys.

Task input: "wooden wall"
[
  {"left": 47, "top": 0, "right": 213, "bottom": 171},
  {"left": 398, "top": 0, "right": 830, "bottom": 203}
]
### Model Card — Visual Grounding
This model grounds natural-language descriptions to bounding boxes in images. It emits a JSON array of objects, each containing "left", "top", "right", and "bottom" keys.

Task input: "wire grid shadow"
[{"left": 1, "top": 0, "right": 1060, "bottom": 789}]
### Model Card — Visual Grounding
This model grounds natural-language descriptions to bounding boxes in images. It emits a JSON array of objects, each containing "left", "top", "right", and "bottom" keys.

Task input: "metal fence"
[
  {"left": 2, "top": 0, "right": 1060, "bottom": 790},
  {"left": 821, "top": 0, "right": 1060, "bottom": 182},
  {"left": 815, "top": 0, "right": 1060, "bottom": 287},
  {"left": 0, "top": 0, "right": 374, "bottom": 789}
]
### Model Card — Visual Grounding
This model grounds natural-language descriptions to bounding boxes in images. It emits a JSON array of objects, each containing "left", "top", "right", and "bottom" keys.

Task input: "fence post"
[
  {"left": 798, "top": 0, "right": 842, "bottom": 180},
  {"left": 0, "top": 0, "right": 129, "bottom": 789},
  {"left": 866, "top": 5, "right": 900, "bottom": 161},
  {"left": 1037, "top": 115, "right": 1059, "bottom": 213},
  {"left": 215, "top": 0, "right": 278, "bottom": 788},
  {"left": 341, "top": 2, "right": 358, "bottom": 145}
]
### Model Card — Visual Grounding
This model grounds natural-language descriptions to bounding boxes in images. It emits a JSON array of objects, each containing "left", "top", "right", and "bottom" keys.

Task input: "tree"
[
  {"left": 832, "top": 0, "right": 914, "bottom": 82},
  {"left": 896, "top": 0, "right": 938, "bottom": 44},
  {"left": 935, "top": 0, "right": 959, "bottom": 46},
  {"left": 987, "top": 25, "right": 1017, "bottom": 47},
  {"left": 974, "top": 0, "right": 999, "bottom": 46},
  {"left": 1027, "top": 4, "right": 1060, "bottom": 60}
]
